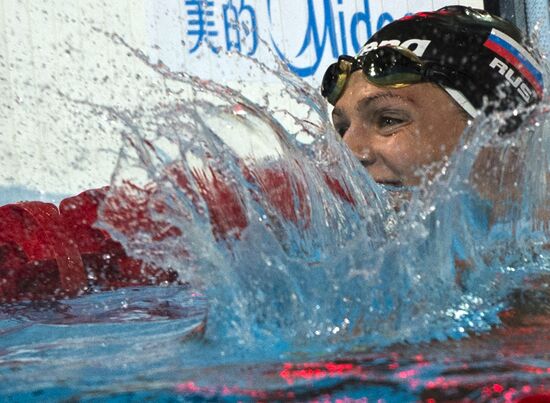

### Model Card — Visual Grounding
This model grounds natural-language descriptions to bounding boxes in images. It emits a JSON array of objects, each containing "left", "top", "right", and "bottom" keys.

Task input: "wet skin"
[{"left": 332, "top": 71, "right": 468, "bottom": 187}]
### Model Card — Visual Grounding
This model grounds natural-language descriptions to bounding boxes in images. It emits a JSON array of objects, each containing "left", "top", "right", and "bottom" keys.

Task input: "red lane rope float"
[
  {"left": 0, "top": 201, "right": 87, "bottom": 301},
  {"left": 60, "top": 187, "right": 179, "bottom": 290},
  {"left": 0, "top": 165, "right": 358, "bottom": 302}
]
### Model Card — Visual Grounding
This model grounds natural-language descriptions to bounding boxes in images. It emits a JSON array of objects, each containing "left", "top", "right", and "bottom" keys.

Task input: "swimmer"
[
  {"left": 321, "top": 6, "right": 543, "bottom": 200},
  {"left": 321, "top": 5, "right": 549, "bottom": 311}
]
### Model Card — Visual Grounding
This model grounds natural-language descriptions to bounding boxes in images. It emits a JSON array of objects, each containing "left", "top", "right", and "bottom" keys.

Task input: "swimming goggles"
[{"left": 321, "top": 46, "right": 466, "bottom": 105}]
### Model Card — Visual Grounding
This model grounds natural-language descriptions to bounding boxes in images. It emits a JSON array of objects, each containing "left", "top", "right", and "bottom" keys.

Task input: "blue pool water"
[{"left": 1, "top": 285, "right": 549, "bottom": 401}]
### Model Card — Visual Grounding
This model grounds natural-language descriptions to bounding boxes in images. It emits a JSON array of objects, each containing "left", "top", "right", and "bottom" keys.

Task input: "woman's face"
[{"left": 332, "top": 71, "right": 468, "bottom": 187}]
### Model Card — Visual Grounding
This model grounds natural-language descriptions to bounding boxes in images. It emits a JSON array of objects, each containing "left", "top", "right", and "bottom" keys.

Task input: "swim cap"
[{"left": 358, "top": 6, "right": 544, "bottom": 118}]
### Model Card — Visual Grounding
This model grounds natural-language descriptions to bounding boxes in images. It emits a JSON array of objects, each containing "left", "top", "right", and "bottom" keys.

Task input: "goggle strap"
[{"left": 442, "top": 86, "right": 477, "bottom": 118}]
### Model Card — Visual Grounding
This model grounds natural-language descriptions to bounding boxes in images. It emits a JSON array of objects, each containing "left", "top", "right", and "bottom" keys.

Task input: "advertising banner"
[
  {"left": 0, "top": 0, "right": 485, "bottom": 199},
  {"left": 146, "top": 0, "right": 484, "bottom": 84}
]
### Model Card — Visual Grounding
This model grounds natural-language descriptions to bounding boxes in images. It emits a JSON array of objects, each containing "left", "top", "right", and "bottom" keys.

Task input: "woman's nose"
[{"left": 342, "top": 128, "right": 376, "bottom": 167}]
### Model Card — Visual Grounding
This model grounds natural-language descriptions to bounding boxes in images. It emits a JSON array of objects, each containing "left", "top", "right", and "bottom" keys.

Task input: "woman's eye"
[
  {"left": 378, "top": 116, "right": 403, "bottom": 128},
  {"left": 335, "top": 125, "right": 349, "bottom": 137}
]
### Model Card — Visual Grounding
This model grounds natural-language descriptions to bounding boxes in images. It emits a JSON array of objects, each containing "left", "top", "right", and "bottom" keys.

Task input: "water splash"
[{"left": 78, "top": 32, "right": 550, "bottom": 359}]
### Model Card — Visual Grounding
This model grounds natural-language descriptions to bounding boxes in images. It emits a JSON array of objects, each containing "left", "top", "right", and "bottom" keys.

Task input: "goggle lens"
[
  {"left": 321, "top": 56, "right": 354, "bottom": 105},
  {"left": 362, "top": 47, "right": 424, "bottom": 88},
  {"left": 321, "top": 47, "right": 426, "bottom": 105}
]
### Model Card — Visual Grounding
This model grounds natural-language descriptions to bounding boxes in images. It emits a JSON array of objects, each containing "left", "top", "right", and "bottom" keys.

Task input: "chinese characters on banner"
[
  {"left": 185, "top": 0, "right": 258, "bottom": 55},
  {"left": 149, "top": 0, "right": 483, "bottom": 84}
]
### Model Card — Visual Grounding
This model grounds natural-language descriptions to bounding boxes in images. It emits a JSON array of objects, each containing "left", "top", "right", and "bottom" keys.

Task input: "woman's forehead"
[
  {"left": 334, "top": 78, "right": 466, "bottom": 126},
  {"left": 339, "top": 75, "right": 447, "bottom": 110},
  {"left": 337, "top": 77, "right": 416, "bottom": 111}
]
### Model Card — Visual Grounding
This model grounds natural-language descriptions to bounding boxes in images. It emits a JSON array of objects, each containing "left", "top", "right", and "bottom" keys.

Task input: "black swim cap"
[{"left": 358, "top": 6, "right": 544, "bottom": 118}]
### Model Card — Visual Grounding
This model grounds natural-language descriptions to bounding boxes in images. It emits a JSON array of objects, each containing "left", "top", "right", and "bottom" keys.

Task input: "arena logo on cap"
[{"left": 358, "top": 38, "right": 431, "bottom": 57}]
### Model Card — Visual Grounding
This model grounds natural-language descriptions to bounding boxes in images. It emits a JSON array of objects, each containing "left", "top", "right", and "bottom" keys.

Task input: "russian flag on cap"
[{"left": 484, "top": 28, "right": 544, "bottom": 97}]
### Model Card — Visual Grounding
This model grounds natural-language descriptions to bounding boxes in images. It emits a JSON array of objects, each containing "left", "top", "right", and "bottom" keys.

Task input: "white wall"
[
  {"left": 0, "top": 0, "right": 484, "bottom": 203},
  {"left": 0, "top": 0, "right": 153, "bottom": 200}
]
